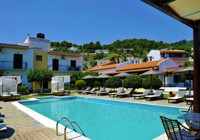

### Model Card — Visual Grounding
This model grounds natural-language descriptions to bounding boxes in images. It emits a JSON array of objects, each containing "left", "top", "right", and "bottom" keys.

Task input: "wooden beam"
[
  {"left": 141, "top": 0, "right": 197, "bottom": 29},
  {"left": 193, "top": 26, "right": 200, "bottom": 112}
]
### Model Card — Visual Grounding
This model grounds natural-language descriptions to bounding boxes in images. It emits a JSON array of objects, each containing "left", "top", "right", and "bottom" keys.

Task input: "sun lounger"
[
  {"left": 132, "top": 89, "right": 151, "bottom": 99},
  {"left": 96, "top": 88, "right": 112, "bottom": 96},
  {"left": 115, "top": 88, "right": 134, "bottom": 98},
  {"left": 108, "top": 87, "right": 124, "bottom": 97},
  {"left": 184, "top": 97, "right": 193, "bottom": 105},
  {"left": 1, "top": 93, "right": 12, "bottom": 101},
  {"left": 83, "top": 88, "right": 96, "bottom": 94},
  {"left": 168, "top": 89, "right": 186, "bottom": 103},
  {"left": 144, "top": 89, "right": 164, "bottom": 101},
  {"left": 91, "top": 87, "right": 105, "bottom": 95},
  {"left": 0, "top": 124, "right": 7, "bottom": 132},
  {"left": 78, "top": 87, "right": 91, "bottom": 94}
]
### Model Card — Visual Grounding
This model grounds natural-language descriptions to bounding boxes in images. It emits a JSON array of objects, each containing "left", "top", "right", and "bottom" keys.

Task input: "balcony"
[
  {"left": 0, "top": 61, "right": 27, "bottom": 70},
  {"left": 48, "top": 65, "right": 81, "bottom": 72}
]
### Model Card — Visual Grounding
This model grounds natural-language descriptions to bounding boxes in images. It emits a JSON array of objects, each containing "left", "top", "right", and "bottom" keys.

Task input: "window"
[
  {"left": 36, "top": 55, "right": 42, "bottom": 61},
  {"left": 43, "top": 82, "right": 48, "bottom": 89},
  {"left": 71, "top": 60, "right": 76, "bottom": 67},
  {"left": 174, "top": 75, "right": 184, "bottom": 83}
]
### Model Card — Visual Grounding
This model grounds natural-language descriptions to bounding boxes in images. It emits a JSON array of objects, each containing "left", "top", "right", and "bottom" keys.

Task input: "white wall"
[
  {"left": 0, "top": 48, "right": 34, "bottom": 89},
  {"left": 97, "top": 68, "right": 116, "bottom": 73},
  {"left": 24, "top": 36, "right": 50, "bottom": 51},
  {"left": 48, "top": 55, "right": 83, "bottom": 71},
  {"left": 158, "top": 58, "right": 179, "bottom": 72},
  {"left": 147, "top": 50, "right": 161, "bottom": 61}
]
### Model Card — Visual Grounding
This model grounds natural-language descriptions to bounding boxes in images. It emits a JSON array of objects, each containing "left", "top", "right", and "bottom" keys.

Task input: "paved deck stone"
[{"left": 0, "top": 101, "right": 45, "bottom": 139}]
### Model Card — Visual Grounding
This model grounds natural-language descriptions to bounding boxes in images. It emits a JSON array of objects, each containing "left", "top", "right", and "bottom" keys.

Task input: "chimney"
[{"left": 37, "top": 33, "right": 45, "bottom": 39}]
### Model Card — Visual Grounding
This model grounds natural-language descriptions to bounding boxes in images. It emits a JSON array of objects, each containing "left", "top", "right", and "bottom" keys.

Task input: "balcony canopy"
[{"left": 141, "top": 0, "right": 200, "bottom": 29}]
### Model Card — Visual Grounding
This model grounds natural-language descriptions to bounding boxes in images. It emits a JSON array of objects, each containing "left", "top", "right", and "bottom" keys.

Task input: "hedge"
[
  {"left": 123, "top": 76, "right": 142, "bottom": 89},
  {"left": 142, "top": 76, "right": 162, "bottom": 89},
  {"left": 75, "top": 80, "right": 87, "bottom": 89},
  {"left": 105, "top": 77, "right": 122, "bottom": 88}
]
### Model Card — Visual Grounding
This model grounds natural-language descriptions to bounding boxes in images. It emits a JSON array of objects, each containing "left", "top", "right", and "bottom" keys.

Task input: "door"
[
  {"left": 53, "top": 59, "right": 59, "bottom": 71},
  {"left": 13, "top": 54, "right": 23, "bottom": 69},
  {"left": 71, "top": 60, "right": 76, "bottom": 67}
]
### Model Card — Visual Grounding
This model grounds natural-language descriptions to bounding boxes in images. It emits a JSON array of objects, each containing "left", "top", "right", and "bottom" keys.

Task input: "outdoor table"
[{"left": 178, "top": 112, "right": 200, "bottom": 122}]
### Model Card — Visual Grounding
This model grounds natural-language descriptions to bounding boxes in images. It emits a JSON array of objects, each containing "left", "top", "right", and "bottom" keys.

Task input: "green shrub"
[
  {"left": 17, "top": 85, "right": 29, "bottom": 94},
  {"left": 94, "top": 81, "right": 101, "bottom": 87},
  {"left": 105, "top": 77, "right": 122, "bottom": 88},
  {"left": 75, "top": 80, "right": 87, "bottom": 89},
  {"left": 142, "top": 76, "right": 162, "bottom": 89},
  {"left": 123, "top": 76, "right": 142, "bottom": 89}
]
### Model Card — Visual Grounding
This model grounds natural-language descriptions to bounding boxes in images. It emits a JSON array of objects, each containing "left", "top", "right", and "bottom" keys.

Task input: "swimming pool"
[{"left": 20, "top": 96, "right": 185, "bottom": 140}]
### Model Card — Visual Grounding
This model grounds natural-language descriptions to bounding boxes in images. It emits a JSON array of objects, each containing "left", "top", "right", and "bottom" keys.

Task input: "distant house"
[
  {"left": 126, "top": 57, "right": 142, "bottom": 64},
  {"left": 95, "top": 49, "right": 109, "bottom": 54},
  {"left": 68, "top": 46, "right": 78, "bottom": 51},
  {"left": 97, "top": 59, "right": 110, "bottom": 65},
  {"left": 147, "top": 50, "right": 189, "bottom": 65}
]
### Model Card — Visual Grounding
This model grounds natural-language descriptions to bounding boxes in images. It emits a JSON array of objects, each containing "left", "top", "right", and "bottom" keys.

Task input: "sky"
[{"left": 0, "top": 0, "right": 193, "bottom": 45}]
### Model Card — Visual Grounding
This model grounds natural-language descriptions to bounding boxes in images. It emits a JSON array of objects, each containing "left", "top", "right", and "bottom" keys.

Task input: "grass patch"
[{"left": 163, "top": 94, "right": 170, "bottom": 99}]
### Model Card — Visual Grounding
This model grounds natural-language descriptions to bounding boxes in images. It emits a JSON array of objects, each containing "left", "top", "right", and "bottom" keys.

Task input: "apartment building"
[{"left": 0, "top": 34, "right": 83, "bottom": 91}]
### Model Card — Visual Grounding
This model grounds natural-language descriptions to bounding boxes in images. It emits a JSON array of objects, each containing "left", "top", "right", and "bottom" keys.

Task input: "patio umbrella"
[
  {"left": 140, "top": 70, "right": 163, "bottom": 94},
  {"left": 96, "top": 74, "right": 112, "bottom": 79},
  {"left": 113, "top": 72, "right": 133, "bottom": 78},
  {"left": 82, "top": 75, "right": 97, "bottom": 87},
  {"left": 82, "top": 75, "right": 96, "bottom": 79},
  {"left": 174, "top": 66, "right": 194, "bottom": 96},
  {"left": 96, "top": 74, "right": 112, "bottom": 86}
]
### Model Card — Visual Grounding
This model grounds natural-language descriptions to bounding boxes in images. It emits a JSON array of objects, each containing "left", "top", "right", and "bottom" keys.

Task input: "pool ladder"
[{"left": 56, "top": 117, "right": 85, "bottom": 140}]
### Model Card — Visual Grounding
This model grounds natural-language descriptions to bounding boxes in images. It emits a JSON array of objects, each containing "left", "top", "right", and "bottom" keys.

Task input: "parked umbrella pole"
[
  {"left": 189, "top": 71, "right": 192, "bottom": 96},
  {"left": 150, "top": 74, "right": 153, "bottom": 94}
]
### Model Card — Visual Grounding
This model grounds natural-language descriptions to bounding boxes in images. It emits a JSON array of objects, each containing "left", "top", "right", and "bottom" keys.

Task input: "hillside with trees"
[{"left": 51, "top": 39, "right": 193, "bottom": 69}]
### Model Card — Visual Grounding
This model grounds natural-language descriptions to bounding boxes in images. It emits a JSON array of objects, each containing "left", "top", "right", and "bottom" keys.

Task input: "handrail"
[
  {"left": 64, "top": 122, "right": 85, "bottom": 140},
  {"left": 56, "top": 117, "right": 76, "bottom": 135}
]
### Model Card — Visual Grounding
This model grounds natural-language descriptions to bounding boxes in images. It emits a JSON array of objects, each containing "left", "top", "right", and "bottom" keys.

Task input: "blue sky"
[{"left": 0, "top": 0, "right": 192, "bottom": 45}]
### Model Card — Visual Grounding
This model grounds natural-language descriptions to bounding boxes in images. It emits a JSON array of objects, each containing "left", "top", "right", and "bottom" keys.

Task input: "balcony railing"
[
  {"left": 48, "top": 65, "right": 81, "bottom": 72},
  {"left": 0, "top": 61, "right": 27, "bottom": 70}
]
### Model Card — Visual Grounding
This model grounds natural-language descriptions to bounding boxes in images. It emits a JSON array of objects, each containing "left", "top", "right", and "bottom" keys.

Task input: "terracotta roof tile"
[
  {"left": 117, "top": 59, "right": 164, "bottom": 72},
  {"left": 86, "top": 61, "right": 118, "bottom": 72},
  {"left": 90, "top": 63, "right": 118, "bottom": 71}
]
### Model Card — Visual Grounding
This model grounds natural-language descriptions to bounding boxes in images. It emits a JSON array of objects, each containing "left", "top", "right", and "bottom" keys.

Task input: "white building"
[
  {"left": 68, "top": 46, "right": 78, "bottom": 51},
  {"left": 95, "top": 49, "right": 109, "bottom": 54},
  {"left": 0, "top": 43, "right": 34, "bottom": 89},
  {"left": 147, "top": 49, "right": 189, "bottom": 65},
  {"left": 0, "top": 33, "right": 83, "bottom": 91}
]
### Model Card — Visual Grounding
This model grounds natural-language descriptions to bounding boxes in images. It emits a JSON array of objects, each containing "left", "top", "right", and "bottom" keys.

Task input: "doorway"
[{"left": 13, "top": 54, "right": 23, "bottom": 69}]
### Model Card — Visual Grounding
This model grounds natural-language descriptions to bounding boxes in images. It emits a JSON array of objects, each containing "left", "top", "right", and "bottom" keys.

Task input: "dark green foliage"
[
  {"left": 93, "top": 53, "right": 104, "bottom": 60},
  {"left": 90, "top": 60, "right": 97, "bottom": 67},
  {"left": 94, "top": 81, "right": 101, "bottom": 87},
  {"left": 51, "top": 39, "right": 193, "bottom": 59},
  {"left": 26, "top": 68, "right": 53, "bottom": 94},
  {"left": 18, "top": 85, "right": 29, "bottom": 94},
  {"left": 123, "top": 76, "right": 142, "bottom": 89},
  {"left": 71, "top": 72, "right": 99, "bottom": 84},
  {"left": 75, "top": 80, "right": 87, "bottom": 89},
  {"left": 142, "top": 76, "right": 162, "bottom": 89},
  {"left": 183, "top": 61, "right": 193, "bottom": 68},
  {"left": 105, "top": 77, "right": 122, "bottom": 88}
]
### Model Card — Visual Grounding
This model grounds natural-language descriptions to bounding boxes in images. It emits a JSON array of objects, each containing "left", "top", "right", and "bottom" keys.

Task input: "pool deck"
[{"left": 0, "top": 93, "right": 191, "bottom": 139}]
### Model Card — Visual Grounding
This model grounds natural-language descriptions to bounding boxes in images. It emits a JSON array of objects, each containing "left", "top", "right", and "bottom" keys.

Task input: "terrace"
[
  {"left": 0, "top": 61, "right": 27, "bottom": 70},
  {"left": 0, "top": 92, "right": 190, "bottom": 139}
]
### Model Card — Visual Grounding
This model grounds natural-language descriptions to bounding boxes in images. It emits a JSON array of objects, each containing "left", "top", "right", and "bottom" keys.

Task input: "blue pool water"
[{"left": 20, "top": 97, "right": 185, "bottom": 140}]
